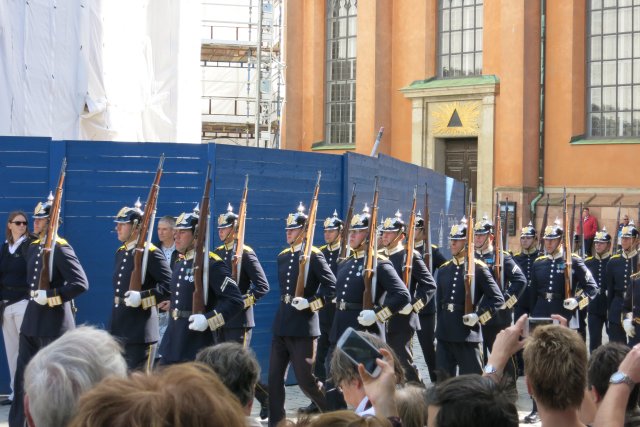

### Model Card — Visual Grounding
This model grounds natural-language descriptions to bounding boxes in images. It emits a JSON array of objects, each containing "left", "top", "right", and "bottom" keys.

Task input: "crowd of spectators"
[{"left": 8, "top": 308, "right": 640, "bottom": 427}]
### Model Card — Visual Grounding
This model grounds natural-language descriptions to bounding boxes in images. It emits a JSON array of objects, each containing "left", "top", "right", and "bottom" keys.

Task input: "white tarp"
[{"left": 0, "top": 0, "right": 200, "bottom": 143}]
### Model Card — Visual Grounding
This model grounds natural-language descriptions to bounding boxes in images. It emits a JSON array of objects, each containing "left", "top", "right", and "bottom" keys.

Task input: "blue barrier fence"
[{"left": 0, "top": 137, "right": 464, "bottom": 388}]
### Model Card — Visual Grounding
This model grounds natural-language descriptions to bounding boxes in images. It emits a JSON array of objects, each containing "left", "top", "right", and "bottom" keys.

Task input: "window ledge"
[
  {"left": 570, "top": 135, "right": 640, "bottom": 145},
  {"left": 311, "top": 141, "right": 356, "bottom": 151}
]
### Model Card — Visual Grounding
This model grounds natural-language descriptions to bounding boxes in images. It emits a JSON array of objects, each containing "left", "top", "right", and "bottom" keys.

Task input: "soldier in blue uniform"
[
  {"left": 268, "top": 203, "right": 336, "bottom": 427},
  {"left": 607, "top": 222, "right": 639, "bottom": 344},
  {"left": 413, "top": 211, "right": 447, "bottom": 383},
  {"left": 585, "top": 227, "right": 612, "bottom": 352},
  {"left": 434, "top": 219, "right": 504, "bottom": 380},
  {"left": 328, "top": 205, "right": 411, "bottom": 345},
  {"left": 529, "top": 219, "right": 598, "bottom": 325},
  {"left": 214, "top": 203, "right": 270, "bottom": 418},
  {"left": 9, "top": 194, "right": 89, "bottom": 427},
  {"left": 300, "top": 210, "right": 342, "bottom": 414},
  {"left": 512, "top": 222, "right": 541, "bottom": 424},
  {"left": 380, "top": 210, "right": 436, "bottom": 383},
  {"left": 473, "top": 215, "right": 526, "bottom": 376},
  {"left": 109, "top": 200, "right": 172, "bottom": 370},
  {"left": 158, "top": 206, "right": 244, "bottom": 365}
]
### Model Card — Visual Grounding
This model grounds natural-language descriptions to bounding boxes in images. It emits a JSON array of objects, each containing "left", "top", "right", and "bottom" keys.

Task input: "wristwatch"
[
  {"left": 483, "top": 364, "right": 498, "bottom": 375},
  {"left": 610, "top": 371, "right": 635, "bottom": 388}
]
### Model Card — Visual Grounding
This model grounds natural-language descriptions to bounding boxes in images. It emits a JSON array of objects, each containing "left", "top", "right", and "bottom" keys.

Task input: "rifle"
[
  {"left": 504, "top": 197, "right": 510, "bottom": 254},
  {"left": 403, "top": 186, "right": 418, "bottom": 286},
  {"left": 563, "top": 188, "right": 573, "bottom": 300},
  {"left": 613, "top": 203, "right": 621, "bottom": 254},
  {"left": 465, "top": 189, "right": 476, "bottom": 315},
  {"left": 494, "top": 193, "right": 504, "bottom": 290},
  {"left": 570, "top": 195, "right": 577, "bottom": 253},
  {"left": 294, "top": 171, "right": 322, "bottom": 298},
  {"left": 539, "top": 194, "right": 550, "bottom": 251},
  {"left": 192, "top": 164, "right": 213, "bottom": 314},
  {"left": 232, "top": 175, "right": 249, "bottom": 283},
  {"left": 424, "top": 183, "right": 433, "bottom": 272},
  {"left": 129, "top": 155, "right": 164, "bottom": 294},
  {"left": 579, "top": 202, "right": 586, "bottom": 257},
  {"left": 363, "top": 177, "right": 380, "bottom": 310},
  {"left": 38, "top": 158, "right": 67, "bottom": 292},
  {"left": 339, "top": 183, "right": 357, "bottom": 261}
]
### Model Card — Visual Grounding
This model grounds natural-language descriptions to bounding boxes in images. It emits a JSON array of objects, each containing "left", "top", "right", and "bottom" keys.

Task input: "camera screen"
[
  {"left": 528, "top": 317, "right": 554, "bottom": 335},
  {"left": 340, "top": 330, "right": 381, "bottom": 375}
]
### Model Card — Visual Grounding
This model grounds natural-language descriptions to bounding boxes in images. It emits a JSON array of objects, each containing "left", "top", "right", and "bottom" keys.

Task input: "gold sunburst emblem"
[{"left": 431, "top": 101, "right": 480, "bottom": 136}]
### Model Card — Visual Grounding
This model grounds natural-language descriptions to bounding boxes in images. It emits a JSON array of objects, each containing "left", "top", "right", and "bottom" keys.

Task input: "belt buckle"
[
  {"left": 172, "top": 308, "right": 179, "bottom": 320},
  {"left": 545, "top": 293, "right": 553, "bottom": 302},
  {"left": 446, "top": 303, "right": 454, "bottom": 313},
  {"left": 339, "top": 300, "right": 346, "bottom": 310},
  {"left": 284, "top": 294, "right": 291, "bottom": 304}
]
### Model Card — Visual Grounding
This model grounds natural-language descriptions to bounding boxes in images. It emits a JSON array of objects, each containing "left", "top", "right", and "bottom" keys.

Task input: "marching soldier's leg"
[
  {"left": 481, "top": 324, "right": 500, "bottom": 364},
  {"left": 587, "top": 313, "right": 604, "bottom": 353},
  {"left": 609, "top": 322, "right": 628, "bottom": 345},
  {"left": 288, "top": 336, "right": 328, "bottom": 411},
  {"left": 387, "top": 323, "right": 421, "bottom": 383},
  {"left": 435, "top": 340, "right": 457, "bottom": 382},
  {"left": 456, "top": 342, "right": 483, "bottom": 376},
  {"left": 123, "top": 343, "right": 149, "bottom": 371},
  {"left": 267, "top": 335, "right": 290, "bottom": 427},
  {"left": 416, "top": 313, "right": 437, "bottom": 382},
  {"left": 513, "top": 304, "right": 527, "bottom": 375}
]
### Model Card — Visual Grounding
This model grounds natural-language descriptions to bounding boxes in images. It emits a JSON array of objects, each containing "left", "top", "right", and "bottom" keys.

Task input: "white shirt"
[
  {"left": 161, "top": 244, "right": 176, "bottom": 262},
  {"left": 8, "top": 235, "right": 26, "bottom": 254},
  {"left": 355, "top": 396, "right": 376, "bottom": 417}
]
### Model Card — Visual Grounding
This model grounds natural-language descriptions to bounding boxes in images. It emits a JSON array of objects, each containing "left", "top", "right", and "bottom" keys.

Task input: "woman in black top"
[{"left": 0, "top": 211, "right": 32, "bottom": 406}]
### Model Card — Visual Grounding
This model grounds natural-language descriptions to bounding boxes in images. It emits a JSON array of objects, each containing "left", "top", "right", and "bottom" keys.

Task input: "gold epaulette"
[
  {"left": 534, "top": 255, "right": 548, "bottom": 262},
  {"left": 243, "top": 245, "right": 254, "bottom": 253},
  {"left": 377, "top": 253, "right": 389, "bottom": 261},
  {"left": 611, "top": 254, "right": 622, "bottom": 259},
  {"left": 319, "top": 244, "right": 328, "bottom": 251},
  {"left": 513, "top": 252, "right": 522, "bottom": 257},
  {"left": 55, "top": 237, "right": 68, "bottom": 245},
  {"left": 216, "top": 244, "right": 225, "bottom": 250},
  {"left": 431, "top": 244, "right": 439, "bottom": 249},
  {"left": 474, "top": 259, "right": 488, "bottom": 268},
  {"left": 278, "top": 247, "right": 292, "bottom": 256},
  {"left": 147, "top": 243, "right": 157, "bottom": 252},
  {"left": 571, "top": 253, "right": 582, "bottom": 259},
  {"left": 208, "top": 252, "right": 223, "bottom": 262},
  {"left": 585, "top": 256, "right": 594, "bottom": 262},
  {"left": 311, "top": 246, "right": 322, "bottom": 254},
  {"left": 441, "top": 259, "right": 453, "bottom": 267}
]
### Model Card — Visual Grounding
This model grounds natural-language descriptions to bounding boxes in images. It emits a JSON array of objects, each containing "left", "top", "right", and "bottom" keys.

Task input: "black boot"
[
  {"left": 524, "top": 399, "right": 539, "bottom": 424},
  {"left": 298, "top": 401, "right": 319, "bottom": 414}
]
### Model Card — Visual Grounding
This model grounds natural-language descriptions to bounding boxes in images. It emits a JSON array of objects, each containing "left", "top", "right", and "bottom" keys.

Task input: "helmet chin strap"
[
  {"left": 125, "top": 220, "right": 140, "bottom": 244},
  {"left": 387, "top": 230, "right": 404, "bottom": 248}
]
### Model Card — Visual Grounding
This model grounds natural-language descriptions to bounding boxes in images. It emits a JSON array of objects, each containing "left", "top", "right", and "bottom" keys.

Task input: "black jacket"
[{"left": 21, "top": 237, "right": 89, "bottom": 338}]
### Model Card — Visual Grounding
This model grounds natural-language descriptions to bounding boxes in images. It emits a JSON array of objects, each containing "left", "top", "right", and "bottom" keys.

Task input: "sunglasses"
[{"left": 10, "top": 221, "right": 27, "bottom": 226}]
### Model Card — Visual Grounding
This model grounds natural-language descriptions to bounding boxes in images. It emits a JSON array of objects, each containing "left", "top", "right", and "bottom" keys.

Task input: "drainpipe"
[{"left": 530, "top": 0, "right": 546, "bottom": 223}]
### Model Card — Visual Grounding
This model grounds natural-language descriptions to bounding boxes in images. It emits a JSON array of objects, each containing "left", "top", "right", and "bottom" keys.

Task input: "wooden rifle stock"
[
  {"left": 539, "top": 194, "right": 550, "bottom": 251},
  {"left": 403, "top": 186, "right": 418, "bottom": 287},
  {"left": 465, "top": 189, "right": 475, "bottom": 315},
  {"left": 294, "top": 172, "right": 322, "bottom": 298},
  {"left": 38, "top": 158, "right": 67, "bottom": 291},
  {"left": 494, "top": 193, "right": 503, "bottom": 290},
  {"left": 563, "top": 189, "right": 573, "bottom": 299},
  {"left": 339, "top": 183, "right": 357, "bottom": 261},
  {"left": 424, "top": 183, "right": 433, "bottom": 272},
  {"left": 232, "top": 175, "right": 249, "bottom": 283},
  {"left": 363, "top": 177, "right": 379, "bottom": 310},
  {"left": 192, "top": 164, "right": 212, "bottom": 314},
  {"left": 129, "top": 155, "right": 164, "bottom": 292}
]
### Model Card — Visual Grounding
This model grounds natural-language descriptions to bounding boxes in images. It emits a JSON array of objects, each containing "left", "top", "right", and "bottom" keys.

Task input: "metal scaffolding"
[{"left": 200, "top": 0, "right": 283, "bottom": 148}]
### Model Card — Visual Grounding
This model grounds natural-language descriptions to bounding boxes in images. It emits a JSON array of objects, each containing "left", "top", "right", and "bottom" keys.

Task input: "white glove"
[
  {"left": 188, "top": 314, "right": 208, "bottom": 331},
  {"left": 462, "top": 313, "right": 479, "bottom": 327},
  {"left": 624, "top": 318, "right": 636, "bottom": 338},
  {"left": 358, "top": 310, "right": 377, "bottom": 327},
  {"left": 291, "top": 297, "right": 310, "bottom": 311},
  {"left": 124, "top": 290, "right": 142, "bottom": 308},
  {"left": 33, "top": 290, "right": 48, "bottom": 306},
  {"left": 399, "top": 303, "right": 413, "bottom": 315},
  {"left": 563, "top": 298, "right": 579, "bottom": 311}
]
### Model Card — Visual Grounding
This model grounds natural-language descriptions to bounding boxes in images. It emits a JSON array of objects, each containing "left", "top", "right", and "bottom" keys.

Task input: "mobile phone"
[
  {"left": 523, "top": 317, "right": 559, "bottom": 337},
  {"left": 336, "top": 327, "right": 383, "bottom": 377}
]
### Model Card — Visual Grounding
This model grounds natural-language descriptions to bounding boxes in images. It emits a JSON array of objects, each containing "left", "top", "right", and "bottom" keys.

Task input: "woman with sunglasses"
[{"left": 0, "top": 211, "right": 33, "bottom": 407}]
